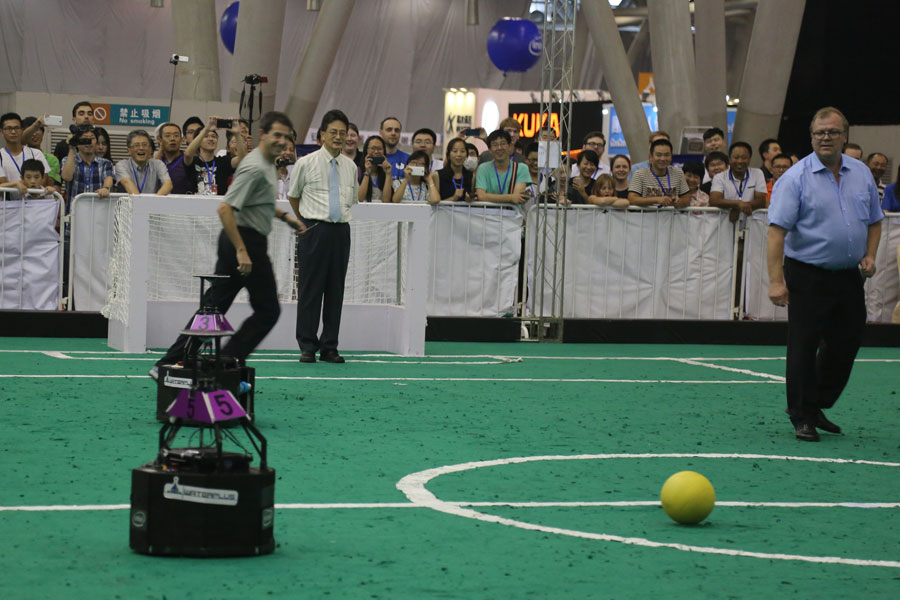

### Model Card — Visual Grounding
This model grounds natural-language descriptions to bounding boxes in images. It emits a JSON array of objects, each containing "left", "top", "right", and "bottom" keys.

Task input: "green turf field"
[{"left": 1, "top": 338, "right": 898, "bottom": 599}]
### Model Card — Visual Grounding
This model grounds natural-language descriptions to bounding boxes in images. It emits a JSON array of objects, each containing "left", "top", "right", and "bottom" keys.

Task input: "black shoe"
[
  {"left": 815, "top": 411, "right": 842, "bottom": 434},
  {"left": 795, "top": 423, "right": 820, "bottom": 442},
  {"left": 299, "top": 350, "right": 317, "bottom": 363},
  {"left": 319, "top": 350, "right": 345, "bottom": 363}
]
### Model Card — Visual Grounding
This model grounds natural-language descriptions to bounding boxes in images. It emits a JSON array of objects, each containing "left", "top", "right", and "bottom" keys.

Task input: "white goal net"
[{"left": 103, "top": 198, "right": 409, "bottom": 326}]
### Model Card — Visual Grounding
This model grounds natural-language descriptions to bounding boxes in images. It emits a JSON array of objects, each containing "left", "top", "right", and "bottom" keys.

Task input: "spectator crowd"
[
  {"left": 0, "top": 100, "right": 897, "bottom": 322},
  {"left": 1, "top": 100, "right": 897, "bottom": 219}
]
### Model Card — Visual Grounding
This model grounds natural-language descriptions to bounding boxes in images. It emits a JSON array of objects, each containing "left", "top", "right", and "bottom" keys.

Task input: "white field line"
[
  {"left": 3, "top": 500, "right": 898, "bottom": 513},
  {"left": 0, "top": 374, "right": 781, "bottom": 384},
  {"left": 0, "top": 350, "right": 894, "bottom": 363},
  {"left": 34, "top": 352, "right": 519, "bottom": 365},
  {"left": 396, "top": 453, "right": 900, "bottom": 569},
  {"left": 671, "top": 358, "right": 785, "bottom": 382}
]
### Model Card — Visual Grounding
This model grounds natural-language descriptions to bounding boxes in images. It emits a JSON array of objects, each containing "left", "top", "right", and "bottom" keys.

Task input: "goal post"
[{"left": 104, "top": 195, "right": 429, "bottom": 356}]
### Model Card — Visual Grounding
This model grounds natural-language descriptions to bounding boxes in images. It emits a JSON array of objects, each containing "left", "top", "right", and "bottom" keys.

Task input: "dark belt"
[
  {"left": 784, "top": 256, "right": 858, "bottom": 275},
  {"left": 301, "top": 217, "right": 347, "bottom": 225}
]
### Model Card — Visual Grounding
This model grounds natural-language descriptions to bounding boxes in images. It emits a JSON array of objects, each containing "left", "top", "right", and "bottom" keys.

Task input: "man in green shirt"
[
  {"left": 474, "top": 130, "right": 531, "bottom": 204},
  {"left": 152, "top": 111, "right": 304, "bottom": 376}
]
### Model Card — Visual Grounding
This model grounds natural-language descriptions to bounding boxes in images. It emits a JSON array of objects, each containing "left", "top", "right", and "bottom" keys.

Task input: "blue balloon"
[
  {"left": 486, "top": 18, "right": 542, "bottom": 73},
  {"left": 220, "top": 1, "right": 239, "bottom": 54}
]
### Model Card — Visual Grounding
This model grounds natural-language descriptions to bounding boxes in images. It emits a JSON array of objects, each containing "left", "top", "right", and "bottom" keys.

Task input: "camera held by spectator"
[{"left": 69, "top": 124, "right": 93, "bottom": 146}]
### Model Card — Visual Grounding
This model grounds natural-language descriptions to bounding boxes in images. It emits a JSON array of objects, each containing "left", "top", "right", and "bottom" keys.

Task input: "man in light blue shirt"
[{"left": 766, "top": 106, "right": 883, "bottom": 442}]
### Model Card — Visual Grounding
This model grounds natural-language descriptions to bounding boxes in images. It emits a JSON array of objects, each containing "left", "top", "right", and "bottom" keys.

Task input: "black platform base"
[
  {"left": 130, "top": 463, "right": 275, "bottom": 557},
  {"left": 0, "top": 310, "right": 106, "bottom": 337}
]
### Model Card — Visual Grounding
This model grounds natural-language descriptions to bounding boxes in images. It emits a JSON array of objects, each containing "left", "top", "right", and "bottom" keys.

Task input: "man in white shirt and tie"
[{"left": 288, "top": 109, "right": 359, "bottom": 364}]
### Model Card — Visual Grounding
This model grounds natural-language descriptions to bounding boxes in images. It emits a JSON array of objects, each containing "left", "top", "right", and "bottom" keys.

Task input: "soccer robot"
[{"left": 130, "top": 275, "right": 275, "bottom": 556}]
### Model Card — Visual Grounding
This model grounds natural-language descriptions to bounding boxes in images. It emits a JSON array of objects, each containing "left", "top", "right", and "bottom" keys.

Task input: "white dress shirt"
[{"left": 288, "top": 147, "right": 359, "bottom": 222}]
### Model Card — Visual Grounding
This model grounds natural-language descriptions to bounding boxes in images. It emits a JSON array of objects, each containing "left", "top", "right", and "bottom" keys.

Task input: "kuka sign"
[{"left": 512, "top": 111, "right": 560, "bottom": 140}]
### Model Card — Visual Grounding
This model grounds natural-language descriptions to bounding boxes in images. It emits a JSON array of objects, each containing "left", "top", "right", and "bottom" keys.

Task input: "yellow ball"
[{"left": 660, "top": 471, "right": 716, "bottom": 524}]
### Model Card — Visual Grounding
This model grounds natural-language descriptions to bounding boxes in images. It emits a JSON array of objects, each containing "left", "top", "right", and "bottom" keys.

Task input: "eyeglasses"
[
  {"left": 585, "top": 141, "right": 605, "bottom": 148},
  {"left": 812, "top": 129, "right": 843, "bottom": 139},
  {"left": 130, "top": 143, "right": 151, "bottom": 149},
  {"left": 325, "top": 129, "right": 347, "bottom": 138},
  {"left": 2, "top": 126, "right": 22, "bottom": 132}
]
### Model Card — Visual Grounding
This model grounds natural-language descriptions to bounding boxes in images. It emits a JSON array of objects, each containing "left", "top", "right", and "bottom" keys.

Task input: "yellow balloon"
[{"left": 660, "top": 471, "right": 716, "bottom": 524}]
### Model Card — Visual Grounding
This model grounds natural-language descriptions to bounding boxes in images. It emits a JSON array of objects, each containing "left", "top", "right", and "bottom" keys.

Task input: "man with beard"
[{"left": 379, "top": 117, "right": 408, "bottom": 180}]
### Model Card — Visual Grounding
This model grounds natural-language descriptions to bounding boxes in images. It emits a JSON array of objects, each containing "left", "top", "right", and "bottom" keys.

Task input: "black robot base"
[{"left": 129, "top": 458, "right": 275, "bottom": 557}]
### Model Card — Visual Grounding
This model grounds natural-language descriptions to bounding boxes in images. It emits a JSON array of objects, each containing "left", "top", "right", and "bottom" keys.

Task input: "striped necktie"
[{"left": 329, "top": 157, "right": 341, "bottom": 222}]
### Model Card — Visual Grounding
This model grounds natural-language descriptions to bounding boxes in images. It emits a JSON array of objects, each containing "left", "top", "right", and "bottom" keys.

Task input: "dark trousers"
[
  {"left": 783, "top": 257, "right": 867, "bottom": 426},
  {"left": 157, "top": 228, "right": 280, "bottom": 365},
  {"left": 296, "top": 219, "right": 351, "bottom": 353}
]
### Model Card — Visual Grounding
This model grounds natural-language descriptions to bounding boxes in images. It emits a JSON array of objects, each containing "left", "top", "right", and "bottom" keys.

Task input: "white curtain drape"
[
  {"left": 0, "top": 196, "right": 61, "bottom": 310},
  {"left": 0, "top": 0, "right": 553, "bottom": 133}
]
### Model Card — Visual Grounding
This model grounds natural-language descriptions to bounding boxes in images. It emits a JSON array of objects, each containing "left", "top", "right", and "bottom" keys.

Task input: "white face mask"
[{"left": 463, "top": 156, "right": 478, "bottom": 172}]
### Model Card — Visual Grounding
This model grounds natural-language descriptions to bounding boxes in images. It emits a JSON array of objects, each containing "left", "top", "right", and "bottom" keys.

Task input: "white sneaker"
[{"left": 149, "top": 365, "right": 159, "bottom": 381}]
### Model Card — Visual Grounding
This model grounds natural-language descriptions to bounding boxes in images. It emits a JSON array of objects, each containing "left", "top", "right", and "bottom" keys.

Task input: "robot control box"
[
  {"left": 156, "top": 364, "right": 255, "bottom": 424},
  {"left": 130, "top": 462, "right": 275, "bottom": 556}
]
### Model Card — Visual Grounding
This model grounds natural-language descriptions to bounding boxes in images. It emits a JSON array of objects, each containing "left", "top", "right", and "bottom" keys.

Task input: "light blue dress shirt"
[{"left": 768, "top": 153, "right": 883, "bottom": 270}]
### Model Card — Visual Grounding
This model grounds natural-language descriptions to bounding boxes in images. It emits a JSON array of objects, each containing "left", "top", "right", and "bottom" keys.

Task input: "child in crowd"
[
  {"left": 681, "top": 161, "right": 708, "bottom": 207},
  {"left": 587, "top": 173, "right": 629, "bottom": 208},
  {"left": 1, "top": 159, "right": 52, "bottom": 199},
  {"left": 12, "top": 159, "right": 60, "bottom": 230},
  {"left": 545, "top": 161, "right": 584, "bottom": 206}
]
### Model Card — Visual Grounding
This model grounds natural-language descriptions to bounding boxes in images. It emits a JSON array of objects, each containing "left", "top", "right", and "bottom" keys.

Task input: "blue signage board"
[
  {"left": 607, "top": 105, "right": 737, "bottom": 156},
  {"left": 607, "top": 104, "right": 658, "bottom": 156},
  {"left": 93, "top": 103, "right": 170, "bottom": 128}
]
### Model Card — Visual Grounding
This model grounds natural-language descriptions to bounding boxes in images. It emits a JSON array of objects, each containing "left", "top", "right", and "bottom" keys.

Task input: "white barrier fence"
[
  {"left": 525, "top": 206, "right": 736, "bottom": 319},
  {"left": 0, "top": 190, "right": 64, "bottom": 310},
  {"left": 428, "top": 203, "right": 523, "bottom": 317},
  {"left": 865, "top": 213, "right": 900, "bottom": 322},
  {"left": 741, "top": 211, "right": 787, "bottom": 321},
  {"left": 69, "top": 195, "right": 526, "bottom": 319},
  {"left": 69, "top": 193, "right": 125, "bottom": 311},
  {"left": 11, "top": 194, "right": 900, "bottom": 325},
  {"left": 103, "top": 197, "right": 431, "bottom": 354},
  {"left": 742, "top": 210, "right": 900, "bottom": 322}
]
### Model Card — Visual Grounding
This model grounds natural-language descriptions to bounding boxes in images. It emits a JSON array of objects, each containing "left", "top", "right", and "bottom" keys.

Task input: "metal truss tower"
[{"left": 524, "top": 0, "right": 577, "bottom": 343}]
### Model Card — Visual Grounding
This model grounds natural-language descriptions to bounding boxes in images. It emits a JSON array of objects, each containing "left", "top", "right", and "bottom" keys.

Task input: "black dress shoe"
[
  {"left": 815, "top": 411, "right": 842, "bottom": 434},
  {"left": 795, "top": 423, "right": 820, "bottom": 442},
  {"left": 299, "top": 350, "right": 317, "bottom": 363},
  {"left": 319, "top": 350, "right": 345, "bottom": 363}
]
